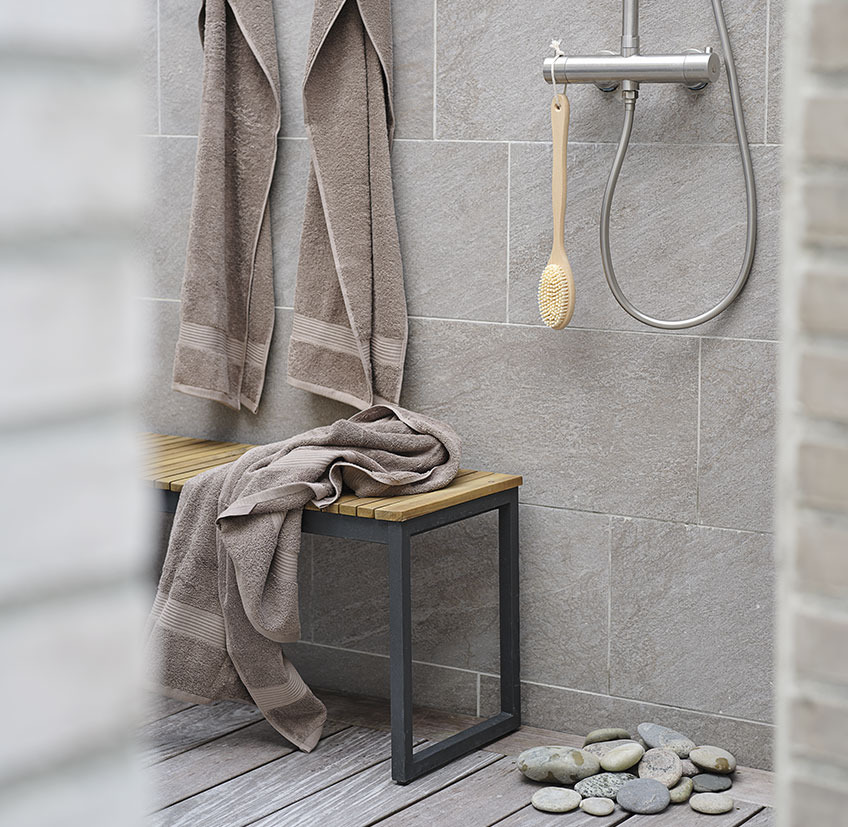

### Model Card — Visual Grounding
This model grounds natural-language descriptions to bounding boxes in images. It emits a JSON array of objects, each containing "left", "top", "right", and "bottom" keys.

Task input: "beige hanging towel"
[
  {"left": 172, "top": 0, "right": 281, "bottom": 413},
  {"left": 287, "top": 0, "right": 408, "bottom": 410}
]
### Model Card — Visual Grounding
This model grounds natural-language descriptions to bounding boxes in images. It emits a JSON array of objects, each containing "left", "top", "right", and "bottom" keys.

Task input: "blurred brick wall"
[
  {"left": 0, "top": 1, "right": 150, "bottom": 825},
  {"left": 778, "top": 0, "right": 848, "bottom": 823}
]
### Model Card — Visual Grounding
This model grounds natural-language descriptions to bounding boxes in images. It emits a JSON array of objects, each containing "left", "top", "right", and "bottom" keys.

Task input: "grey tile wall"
[{"left": 142, "top": 0, "right": 782, "bottom": 768}]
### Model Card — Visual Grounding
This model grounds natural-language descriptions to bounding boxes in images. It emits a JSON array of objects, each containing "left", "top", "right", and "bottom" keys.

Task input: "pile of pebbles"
[{"left": 516, "top": 723, "right": 739, "bottom": 817}]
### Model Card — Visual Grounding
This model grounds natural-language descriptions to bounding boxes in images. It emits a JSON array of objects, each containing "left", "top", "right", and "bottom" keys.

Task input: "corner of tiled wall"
[
  {"left": 146, "top": 0, "right": 784, "bottom": 770},
  {"left": 777, "top": 0, "right": 848, "bottom": 822}
]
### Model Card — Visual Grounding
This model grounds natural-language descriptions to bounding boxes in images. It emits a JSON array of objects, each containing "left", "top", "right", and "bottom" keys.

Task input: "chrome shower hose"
[{"left": 600, "top": 0, "right": 757, "bottom": 329}]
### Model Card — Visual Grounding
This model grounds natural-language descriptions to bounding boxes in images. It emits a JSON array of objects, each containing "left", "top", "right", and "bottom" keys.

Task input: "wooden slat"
[
  {"left": 147, "top": 719, "right": 349, "bottom": 811},
  {"left": 140, "top": 695, "right": 195, "bottom": 726},
  {"left": 150, "top": 727, "right": 406, "bottom": 827},
  {"left": 374, "top": 757, "right": 537, "bottom": 826},
  {"left": 147, "top": 445, "right": 250, "bottom": 481},
  {"left": 138, "top": 701, "right": 264, "bottom": 767},
  {"left": 144, "top": 438, "right": 209, "bottom": 458},
  {"left": 373, "top": 472, "right": 522, "bottom": 521},
  {"left": 484, "top": 724, "right": 583, "bottom": 755},
  {"left": 144, "top": 440, "right": 247, "bottom": 472},
  {"left": 624, "top": 800, "right": 762, "bottom": 826},
  {"left": 251, "top": 748, "right": 502, "bottom": 827},
  {"left": 740, "top": 809, "right": 775, "bottom": 826},
  {"left": 497, "top": 803, "right": 632, "bottom": 826},
  {"left": 318, "top": 689, "right": 485, "bottom": 743},
  {"left": 728, "top": 765, "right": 776, "bottom": 807},
  {"left": 353, "top": 471, "right": 493, "bottom": 518}
]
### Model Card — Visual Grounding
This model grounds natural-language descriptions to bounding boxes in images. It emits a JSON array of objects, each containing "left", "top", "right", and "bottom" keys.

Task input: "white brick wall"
[
  {"left": 778, "top": 0, "right": 848, "bottom": 821},
  {"left": 0, "top": 0, "right": 148, "bottom": 824}
]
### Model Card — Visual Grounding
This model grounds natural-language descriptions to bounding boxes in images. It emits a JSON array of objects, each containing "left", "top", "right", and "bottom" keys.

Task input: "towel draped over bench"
[
  {"left": 287, "top": 0, "right": 408, "bottom": 410},
  {"left": 146, "top": 405, "right": 460, "bottom": 751},
  {"left": 172, "top": 0, "right": 281, "bottom": 412}
]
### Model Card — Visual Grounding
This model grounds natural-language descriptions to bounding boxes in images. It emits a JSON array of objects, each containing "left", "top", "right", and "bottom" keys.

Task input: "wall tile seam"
[
  {"left": 505, "top": 141, "right": 511, "bottom": 324},
  {"left": 432, "top": 0, "right": 438, "bottom": 140},
  {"left": 137, "top": 298, "right": 781, "bottom": 345},
  {"left": 764, "top": 0, "right": 772, "bottom": 145},
  {"left": 143, "top": 134, "right": 783, "bottom": 149},
  {"left": 696, "top": 338, "right": 703, "bottom": 524},
  {"left": 156, "top": 0, "right": 162, "bottom": 136},
  {"left": 520, "top": 500, "right": 775, "bottom": 537},
  {"left": 606, "top": 516, "right": 612, "bottom": 696}
]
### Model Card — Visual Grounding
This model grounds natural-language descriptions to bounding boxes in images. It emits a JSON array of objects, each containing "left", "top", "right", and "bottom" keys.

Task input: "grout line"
[
  {"left": 406, "top": 313, "right": 780, "bottom": 343},
  {"left": 299, "top": 638, "right": 776, "bottom": 728},
  {"left": 432, "top": 0, "right": 438, "bottom": 140},
  {"left": 156, "top": 0, "right": 162, "bottom": 135},
  {"left": 763, "top": 0, "right": 772, "bottom": 144},
  {"left": 505, "top": 142, "right": 511, "bottom": 323},
  {"left": 393, "top": 137, "right": 783, "bottom": 148},
  {"left": 696, "top": 338, "right": 703, "bottom": 524},
  {"left": 476, "top": 673, "right": 481, "bottom": 718},
  {"left": 519, "top": 499, "right": 774, "bottom": 537}
]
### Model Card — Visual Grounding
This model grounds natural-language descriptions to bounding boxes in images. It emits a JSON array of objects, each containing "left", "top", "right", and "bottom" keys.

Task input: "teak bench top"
[{"left": 143, "top": 433, "right": 522, "bottom": 523}]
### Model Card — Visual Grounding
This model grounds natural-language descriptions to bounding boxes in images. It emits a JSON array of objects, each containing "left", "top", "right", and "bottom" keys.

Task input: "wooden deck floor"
[{"left": 142, "top": 692, "right": 775, "bottom": 826}]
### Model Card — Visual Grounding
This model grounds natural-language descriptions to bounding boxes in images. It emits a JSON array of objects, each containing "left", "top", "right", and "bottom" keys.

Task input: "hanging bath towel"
[
  {"left": 172, "top": 0, "right": 281, "bottom": 412},
  {"left": 287, "top": 0, "right": 408, "bottom": 410}
]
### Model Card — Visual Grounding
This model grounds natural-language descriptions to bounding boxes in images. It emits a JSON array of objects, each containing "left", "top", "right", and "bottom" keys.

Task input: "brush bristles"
[{"left": 538, "top": 263, "right": 573, "bottom": 329}]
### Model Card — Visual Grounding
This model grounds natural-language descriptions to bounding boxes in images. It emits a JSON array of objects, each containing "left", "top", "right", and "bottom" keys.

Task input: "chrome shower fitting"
[{"left": 543, "top": 0, "right": 757, "bottom": 330}]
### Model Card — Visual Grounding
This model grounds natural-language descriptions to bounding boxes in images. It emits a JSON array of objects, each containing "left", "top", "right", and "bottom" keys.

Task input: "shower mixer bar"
[
  {"left": 543, "top": 51, "right": 719, "bottom": 89},
  {"left": 540, "top": 0, "right": 758, "bottom": 330}
]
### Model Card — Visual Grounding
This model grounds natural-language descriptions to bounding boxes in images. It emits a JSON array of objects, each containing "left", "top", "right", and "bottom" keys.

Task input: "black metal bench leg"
[
  {"left": 388, "top": 521, "right": 414, "bottom": 783},
  {"left": 387, "top": 492, "right": 522, "bottom": 785},
  {"left": 499, "top": 488, "right": 521, "bottom": 719}
]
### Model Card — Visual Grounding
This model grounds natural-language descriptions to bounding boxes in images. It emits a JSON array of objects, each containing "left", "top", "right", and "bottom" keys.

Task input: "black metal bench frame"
[{"left": 160, "top": 485, "right": 521, "bottom": 784}]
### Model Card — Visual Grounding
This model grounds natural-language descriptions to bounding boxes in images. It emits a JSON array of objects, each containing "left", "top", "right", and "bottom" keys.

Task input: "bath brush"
[{"left": 538, "top": 92, "right": 575, "bottom": 329}]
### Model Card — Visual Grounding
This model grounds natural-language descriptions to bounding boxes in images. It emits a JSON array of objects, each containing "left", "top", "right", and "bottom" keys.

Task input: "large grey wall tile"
[
  {"left": 393, "top": 140, "right": 508, "bottom": 321},
  {"left": 159, "top": 0, "right": 202, "bottom": 135},
  {"left": 147, "top": 136, "right": 196, "bottom": 299},
  {"left": 508, "top": 143, "right": 780, "bottom": 340},
  {"left": 270, "top": 138, "right": 310, "bottom": 307},
  {"left": 392, "top": 1, "right": 434, "bottom": 139},
  {"left": 311, "top": 512, "right": 501, "bottom": 673},
  {"left": 699, "top": 338, "right": 778, "bottom": 531},
  {"left": 142, "top": 0, "right": 159, "bottom": 134},
  {"left": 436, "top": 0, "right": 767, "bottom": 144},
  {"left": 271, "top": 0, "right": 312, "bottom": 139},
  {"left": 141, "top": 300, "right": 351, "bottom": 442},
  {"left": 767, "top": 0, "right": 784, "bottom": 144},
  {"left": 608, "top": 517, "right": 774, "bottom": 721},
  {"left": 286, "top": 642, "right": 479, "bottom": 716},
  {"left": 519, "top": 506, "right": 610, "bottom": 693},
  {"left": 479, "top": 678, "right": 774, "bottom": 769},
  {"left": 402, "top": 319, "right": 699, "bottom": 522}
]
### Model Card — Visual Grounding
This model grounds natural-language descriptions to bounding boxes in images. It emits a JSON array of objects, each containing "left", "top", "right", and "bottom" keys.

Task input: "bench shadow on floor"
[{"left": 140, "top": 691, "right": 775, "bottom": 827}]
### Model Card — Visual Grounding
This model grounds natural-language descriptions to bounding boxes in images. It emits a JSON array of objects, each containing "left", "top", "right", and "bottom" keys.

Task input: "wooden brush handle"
[{"left": 551, "top": 93, "right": 570, "bottom": 257}]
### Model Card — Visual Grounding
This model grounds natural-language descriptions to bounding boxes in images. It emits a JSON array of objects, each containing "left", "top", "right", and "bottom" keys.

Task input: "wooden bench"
[{"left": 146, "top": 433, "right": 522, "bottom": 784}]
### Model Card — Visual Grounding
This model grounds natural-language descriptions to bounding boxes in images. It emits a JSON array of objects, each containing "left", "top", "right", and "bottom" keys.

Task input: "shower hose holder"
[{"left": 541, "top": 0, "right": 758, "bottom": 331}]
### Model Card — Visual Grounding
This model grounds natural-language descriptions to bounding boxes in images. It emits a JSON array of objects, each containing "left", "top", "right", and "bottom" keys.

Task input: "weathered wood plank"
[
  {"left": 373, "top": 472, "right": 522, "bottom": 522},
  {"left": 147, "top": 719, "right": 349, "bottom": 811},
  {"left": 374, "top": 757, "right": 537, "bottom": 826},
  {"left": 151, "top": 726, "right": 402, "bottom": 827},
  {"left": 739, "top": 808, "right": 775, "bottom": 826},
  {"left": 485, "top": 724, "right": 584, "bottom": 756},
  {"left": 623, "top": 800, "right": 762, "bottom": 826},
  {"left": 729, "top": 765, "right": 775, "bottom": 808},
  {"left": 318, "top": 689, "right": 484, "bottom": 742},
  {"left": 496, "top": 803, "right": 632, "bottom": 826},
  {"left": 253, "top": 749, "right": 502, "bottom": 827},
  {"left": 141, "top": 694, "right": 195, "bottom": 726},
  {"left": 138, "top": 701, "right": 264, "bottom": 766}
]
